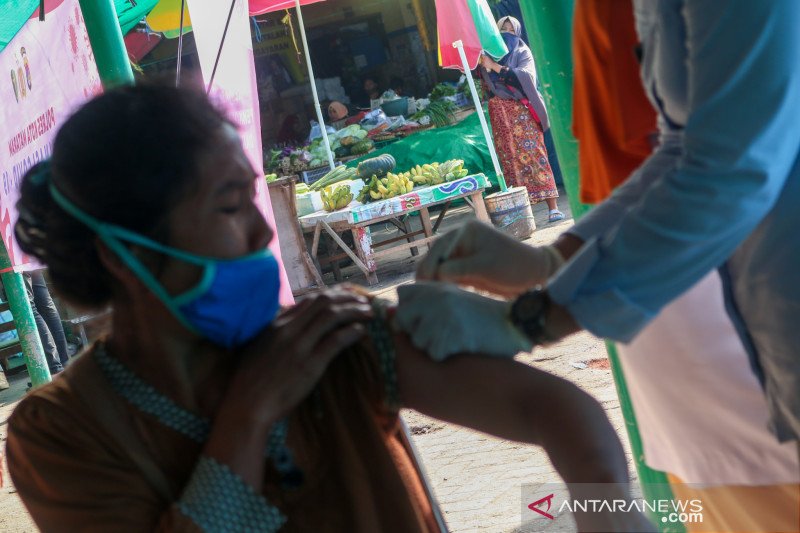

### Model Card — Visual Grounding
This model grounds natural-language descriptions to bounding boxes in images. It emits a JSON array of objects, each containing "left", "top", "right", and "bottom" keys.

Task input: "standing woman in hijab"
[{"left": 480, "top": 16, "right": 564, "bottom": 222}]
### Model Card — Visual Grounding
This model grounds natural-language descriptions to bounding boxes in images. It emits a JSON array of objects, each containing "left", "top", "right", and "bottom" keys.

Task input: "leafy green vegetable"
[
  {"left": 430, "top": 83, "right": 457, "bottom": 100},
  {"left": 335, "top": 125, "right": 364, "bottom": 139},
  {"left": 350, "top": 139, "right": 375, "bottom": 155},
  {"left": 412, "top": 100, "right": 457, "bottom": 128}
]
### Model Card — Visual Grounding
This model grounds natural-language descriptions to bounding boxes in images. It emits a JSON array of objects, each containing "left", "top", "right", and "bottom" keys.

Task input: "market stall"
[
  {"left": 299, "top": 173, "right": 489, "bottom": 285},
  {"left": 140, "top": 0, "right": 491, "bottom": 189},
  {"left": 346, "top": 107, "right": 501, "bottom": 187},
  {"left": 263, "top": 80, "right": 482, "bottom": 181},
  {"left": 271, "top": 0, "right": 515, "bottom": 287},
  {"left": 285, "top": 153, "right": 486, "bottom": 285}
]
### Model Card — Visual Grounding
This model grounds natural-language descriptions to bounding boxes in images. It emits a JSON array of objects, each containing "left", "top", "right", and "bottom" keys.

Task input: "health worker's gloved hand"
[
  {"left": 394, "top": 282, "right": 532, "bottom": 362},
  {"left": 416, "top": 220, "right": 564, "bottom": 298}
]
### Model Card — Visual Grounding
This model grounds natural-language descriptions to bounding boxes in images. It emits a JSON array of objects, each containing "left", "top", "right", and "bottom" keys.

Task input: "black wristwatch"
[{"left": 510, "top": 287, "right": 554, "bottom": 346}]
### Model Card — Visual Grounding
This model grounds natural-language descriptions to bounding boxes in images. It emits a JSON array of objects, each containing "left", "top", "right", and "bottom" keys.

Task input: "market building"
[{"left": 136, "top": 0, "right": 478, "bottom": 152}]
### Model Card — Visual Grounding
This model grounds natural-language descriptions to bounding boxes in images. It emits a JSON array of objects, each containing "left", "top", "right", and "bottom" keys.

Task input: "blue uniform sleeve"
[{"left": 549, "top": 0, "right": 800, "bottom": 341}]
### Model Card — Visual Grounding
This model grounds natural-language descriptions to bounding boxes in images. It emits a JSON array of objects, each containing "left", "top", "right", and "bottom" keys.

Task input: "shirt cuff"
[
  {"left": 367, "top": 300, "right": 400, "bottom": 411},
  {"left": 178, "top": 456, "right": 286, "bottom": 532},
  {"left": 547, "top": 237, "right": 654, "bottom": 343}
]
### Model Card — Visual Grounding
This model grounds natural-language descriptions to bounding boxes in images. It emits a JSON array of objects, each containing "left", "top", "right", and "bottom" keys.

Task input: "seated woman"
[{"left": 6, "top": 84, "right": 646, "bottom": 532}]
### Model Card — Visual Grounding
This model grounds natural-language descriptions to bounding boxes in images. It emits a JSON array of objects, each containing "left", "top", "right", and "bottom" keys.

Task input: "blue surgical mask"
[{"left": 49, "top": 183, "right": 281, "bottom": 348}]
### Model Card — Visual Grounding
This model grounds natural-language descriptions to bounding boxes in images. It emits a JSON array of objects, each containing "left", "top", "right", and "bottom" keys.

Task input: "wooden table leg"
[
  {"left": 432, "top": 201, "right": 451, "bottom": 233},
  {"left": 311, "top": 223, "right": 322, "bottom": 258},
  {"left": 323, "top": 232, "right": 343, "bottom": 282},
  {"left": 301, "top": 250, "right": 325, "bottom": 288},
  {"left": 351, "top": 226, "right": 378, "bottom": 285},
  {"left": 316, "top": 221, "right": 376, "bottom": 285},
  {"left": 312, "top": 223, "right": 343, "bottom": 282},
  {"left": 388, "top": 217, "right": 419, "bottom": 257},
  {"left": 470, "top": 191, "right": 490, "bottom": 223},
  {"left": 402, "top": 216, "right": 420, "bottom": 257},
  {"left": 330, "top": 249, "right": 342, "bottom": 281},
  {"left": 419, "top": 207, "right": 434, "bottom": 250}
]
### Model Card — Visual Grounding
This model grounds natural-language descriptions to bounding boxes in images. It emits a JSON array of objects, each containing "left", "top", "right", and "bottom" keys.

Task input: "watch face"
[
  {"left": 516, "top": 290, "right": 546, "bottom": 320},
  {"left": 512, "top": 289, "right": 549, "bottom": 345}
]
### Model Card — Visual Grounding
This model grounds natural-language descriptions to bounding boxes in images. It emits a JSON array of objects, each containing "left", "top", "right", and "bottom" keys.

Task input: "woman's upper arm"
[
  {"left": 392, "top": 333, "right": 630, "bottom": 485},
  {"left": 393, "top": 333, "right": 563, "bottom": 445}
]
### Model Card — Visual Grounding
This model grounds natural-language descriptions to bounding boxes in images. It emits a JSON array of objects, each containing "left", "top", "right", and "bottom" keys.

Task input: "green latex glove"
[{"left": 394, "top": 282, "right": 533, "bottom": 361}]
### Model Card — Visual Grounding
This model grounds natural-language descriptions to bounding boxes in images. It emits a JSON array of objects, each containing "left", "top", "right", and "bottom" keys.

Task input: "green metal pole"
[
  {"left": 518, "top": 0, "right": 589, "bottom": 220},
  {"left": 78, "top": 0, "right": 134, "bottom": 88},
  {"left": 518, "top": 2, "right": 680, "bottom": 530},
  {"left": 0, "top": 244, "right": 50, "bottom": 388}
]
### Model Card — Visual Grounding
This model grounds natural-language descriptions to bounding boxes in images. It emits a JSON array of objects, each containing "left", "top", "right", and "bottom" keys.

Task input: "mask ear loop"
[{"left": 48, "top": 183, "right": 205, "bottom": 335}]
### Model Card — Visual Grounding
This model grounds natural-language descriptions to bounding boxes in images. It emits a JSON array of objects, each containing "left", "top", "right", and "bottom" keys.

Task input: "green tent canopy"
[
  {"left": 0, "top": 0, "right": 157, "bottom": 54},
  {"left": 347, "top": 106, "right": 501, "bottom": 191},
  {"left": 0, "top": 0, "right": 37, "bottom": 52},
  {"left": 116, "top": 0, "right": 160, "bottom": 35}
]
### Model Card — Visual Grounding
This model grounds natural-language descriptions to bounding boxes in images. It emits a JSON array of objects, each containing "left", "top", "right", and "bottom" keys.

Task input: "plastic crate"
[
  {"left": 300, "top": 163, "right": 341, "bottom": 185},
  {"left": 380, "top": 97, "right": 410, "bottom": 117},
  {"left": 455, "top": 93, "right": 471, "bottom": 108}
]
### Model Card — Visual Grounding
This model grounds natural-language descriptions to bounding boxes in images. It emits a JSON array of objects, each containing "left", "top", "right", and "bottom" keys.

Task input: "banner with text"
[
  {"left": 187, "top": 0, "right": 294, "bottom": 305},
  {"left": 0, "top": 0, "right": 102, "bottom": 270}
]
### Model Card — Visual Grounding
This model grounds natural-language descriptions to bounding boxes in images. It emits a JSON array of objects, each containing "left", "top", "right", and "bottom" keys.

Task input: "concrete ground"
[{"left": 0, "top": 192, "right": 633, "bottom": 532}]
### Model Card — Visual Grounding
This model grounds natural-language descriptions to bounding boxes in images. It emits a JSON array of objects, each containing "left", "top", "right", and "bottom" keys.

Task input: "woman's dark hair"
[{"left": 15, "top": 82, "right": 233, "bottom": 308}]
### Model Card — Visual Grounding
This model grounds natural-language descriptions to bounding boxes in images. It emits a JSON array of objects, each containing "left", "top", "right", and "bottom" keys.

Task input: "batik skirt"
[{"left": 488, "top": 96, "right": 558, "bottom": 202}]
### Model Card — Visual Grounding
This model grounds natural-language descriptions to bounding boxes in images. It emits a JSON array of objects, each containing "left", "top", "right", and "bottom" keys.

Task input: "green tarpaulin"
[
  {"left": 0, "top": 0, "right": 157, "bottom": 54},
  {"left": 347, "top": 106, "right": 501, "bottom": 191}
]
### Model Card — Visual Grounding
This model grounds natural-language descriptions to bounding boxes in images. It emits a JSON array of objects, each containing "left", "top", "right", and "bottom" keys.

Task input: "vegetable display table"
[{"left": 299, "top": 174, "right": 490, "bottom": 285}]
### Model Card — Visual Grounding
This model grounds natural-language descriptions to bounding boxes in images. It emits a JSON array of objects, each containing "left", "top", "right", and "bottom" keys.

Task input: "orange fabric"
[
  {"left": 572, "top": 0, "right": 657, "bottom": 204},
  {"left": 7, "top": 342, "right": 439, "bottom": 532},
  {"left": 667, "top": 473, "right": 800, "bottom": 533}
]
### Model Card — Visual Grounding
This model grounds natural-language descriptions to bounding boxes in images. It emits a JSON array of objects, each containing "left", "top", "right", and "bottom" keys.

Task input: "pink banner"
[
  {"left": 187, "top": 0, "right": 294, "bottom": 306},
  {"left": 0, "top": 0, "right": 102, "bottom": 271},
  {"left": 249, "top": 0, "right": 326, "bottom": 16}
]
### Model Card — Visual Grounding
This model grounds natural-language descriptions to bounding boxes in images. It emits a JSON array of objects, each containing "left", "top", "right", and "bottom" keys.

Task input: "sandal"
[{"left": 548, "top": 210, "right": 565, "bottom": 223}]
